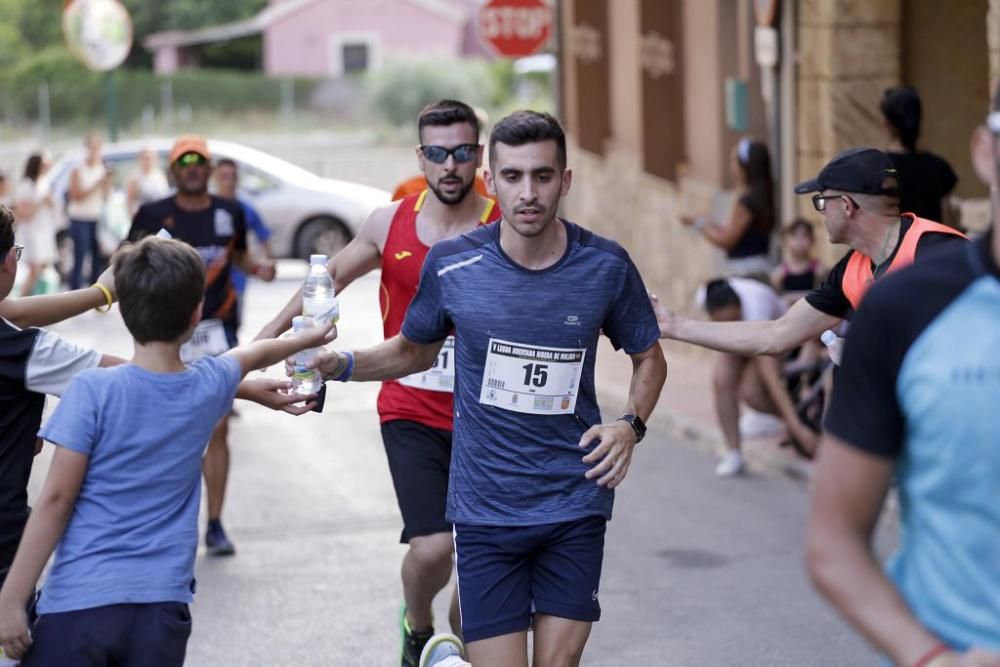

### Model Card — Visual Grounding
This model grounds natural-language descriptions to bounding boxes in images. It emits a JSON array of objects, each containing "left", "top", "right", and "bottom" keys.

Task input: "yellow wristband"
[{"left": 91, "top": 283, "right": 113, "bottom": 313}]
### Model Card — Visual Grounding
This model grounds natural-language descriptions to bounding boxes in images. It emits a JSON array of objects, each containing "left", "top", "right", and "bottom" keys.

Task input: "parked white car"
[{"left": 45, "top": 138, "right": 390, "bottom": 259}]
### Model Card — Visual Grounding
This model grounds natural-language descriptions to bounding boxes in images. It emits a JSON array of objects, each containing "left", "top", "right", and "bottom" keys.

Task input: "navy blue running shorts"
[
  {"left": 454, "top": 515, "right": 606, "bottom": 643},
  {"left": 23, "top": 601, "right": 191, "bottom": 667}
]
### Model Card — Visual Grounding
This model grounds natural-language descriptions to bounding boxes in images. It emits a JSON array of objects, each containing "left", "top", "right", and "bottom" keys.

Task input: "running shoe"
[
  {"left": 715, "top": 450, "right": 745, "bottom": 477},
  {"left": 400, "top": 604, "right": 435, "bottom": 667},
  {"left": 205, "top": 520, "right": 236, "bottom": 556},
  {"left": 419, "top": 632, "right": 467, "bottom": 667}
]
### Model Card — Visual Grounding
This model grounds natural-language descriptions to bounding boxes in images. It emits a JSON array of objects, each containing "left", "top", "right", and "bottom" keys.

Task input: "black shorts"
[
  {"left": 24, "top": 602, "right": 191, "bottom": 667},
  {"left": 381, "top": 419, "right": 453, "bottom": 543}
]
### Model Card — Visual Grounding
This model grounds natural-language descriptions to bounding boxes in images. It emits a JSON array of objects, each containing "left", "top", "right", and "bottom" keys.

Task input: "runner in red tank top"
[{"left": 256, "top": 100, "right": 499, "bottom": 666}]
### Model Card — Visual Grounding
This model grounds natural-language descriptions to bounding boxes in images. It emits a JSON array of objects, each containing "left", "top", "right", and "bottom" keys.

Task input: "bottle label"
[{"left": 304, "top": 303, "right": 339, "bottom": 327}]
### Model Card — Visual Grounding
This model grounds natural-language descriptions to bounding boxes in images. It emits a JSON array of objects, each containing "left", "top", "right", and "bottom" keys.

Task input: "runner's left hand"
[{"left": 579, "top": 421, "right": 637, "bottom": 488}]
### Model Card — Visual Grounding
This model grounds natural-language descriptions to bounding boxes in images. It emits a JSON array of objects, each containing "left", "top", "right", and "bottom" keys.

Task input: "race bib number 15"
[{"left": 479, "top": 338, "right": 585, "bottom": 415}]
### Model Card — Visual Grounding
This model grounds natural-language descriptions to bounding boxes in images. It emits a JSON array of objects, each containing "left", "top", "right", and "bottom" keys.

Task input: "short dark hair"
[
  {"left": 783, "top": 217, "right": 815, "bottom": 238},
  {"left": 489, "top": 111, "right": 567, "bottom": 171},
  {"left": 0, "top": 204, "right": 14, "bottom": 260},
  {"left": 114, "top": 237, "right": 206, "bottom": 344},
  {"left": 418, "top": 100, "right": 480, "bottom": 142},
  {"left": 215, "top": 158, "right": 237, "bottom": 171},
  {"left": 704, "top": 279, "right": 741, "bottom": 313}
]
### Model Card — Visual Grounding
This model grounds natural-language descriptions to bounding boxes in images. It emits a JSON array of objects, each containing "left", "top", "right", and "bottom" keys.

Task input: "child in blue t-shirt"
[{"left": 0, "top": 237, "right": 332, "bottom": 666}]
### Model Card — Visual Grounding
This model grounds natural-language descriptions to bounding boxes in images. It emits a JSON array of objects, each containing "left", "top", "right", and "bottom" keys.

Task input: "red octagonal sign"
[{"left": 479, "top": 0, "right": 553, "bottom": 58}]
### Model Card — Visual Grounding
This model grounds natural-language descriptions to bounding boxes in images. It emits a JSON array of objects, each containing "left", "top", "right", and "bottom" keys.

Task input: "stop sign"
[{"left": 479, "top": 0, "right": 553, "bottom": 58}]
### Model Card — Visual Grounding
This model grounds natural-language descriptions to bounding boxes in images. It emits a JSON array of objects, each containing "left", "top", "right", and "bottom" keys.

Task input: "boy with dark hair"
[{"left": 0, "top": 236, "right": 332, "bottom": 666}]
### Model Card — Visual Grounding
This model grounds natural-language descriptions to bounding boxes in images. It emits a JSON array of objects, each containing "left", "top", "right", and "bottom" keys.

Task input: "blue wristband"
[{"left": 333, "top": 351, "right": 354, "bottom": 382}]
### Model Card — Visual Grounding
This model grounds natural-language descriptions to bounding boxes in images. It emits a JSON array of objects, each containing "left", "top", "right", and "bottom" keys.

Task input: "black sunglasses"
[
  {"left": 812, "top": 193, "right": 860, "bottom": 212},
  {"left": 175, "top": 152, "right": 209, "bottom": 167},
  {"left": 420, "top": 144, "right": 478, "bottom": 164},
  {"left": 3, "top": 244, "right": 23, "bottom": 263}
]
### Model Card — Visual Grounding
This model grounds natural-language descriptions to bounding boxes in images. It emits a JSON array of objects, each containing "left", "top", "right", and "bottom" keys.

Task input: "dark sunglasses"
[
  {"left": 420, "top": 144, "right": 478, "bottom": 164},
  {"left": 175, "top": 152, "right": 209, "bottom": 167},
  {"left": 3, "top": 244, "right": 23, "bottom": 263},
  {"left": 812, "top": 193, "right": 859, "bottom": 212}
]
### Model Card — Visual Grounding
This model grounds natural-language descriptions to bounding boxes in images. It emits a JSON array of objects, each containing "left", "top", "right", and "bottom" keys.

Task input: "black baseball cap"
[{"left": 794, "top": 147, "right": 900, "bottom": 197}]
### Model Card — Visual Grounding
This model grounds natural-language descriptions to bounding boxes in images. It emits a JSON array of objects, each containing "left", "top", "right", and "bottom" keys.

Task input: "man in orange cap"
[{"left": 127, "top": 135, "right": 276, "bottom": 557}]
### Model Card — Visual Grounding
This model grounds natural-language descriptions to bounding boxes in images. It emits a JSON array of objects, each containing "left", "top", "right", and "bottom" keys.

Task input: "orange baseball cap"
[{"left": 169, "top": 134, "right": 211, "bottom": 164}]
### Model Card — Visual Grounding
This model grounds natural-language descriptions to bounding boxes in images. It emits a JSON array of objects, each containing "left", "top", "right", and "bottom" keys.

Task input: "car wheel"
[{"left": 294, "top": 217, "right": 352, "bottom": 260}]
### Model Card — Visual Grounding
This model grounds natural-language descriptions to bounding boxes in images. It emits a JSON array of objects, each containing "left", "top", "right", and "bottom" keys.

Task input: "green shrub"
[
  {"left": 0, "top": 47, "right": 321, "bottom": 128},
  {"left": 366, "top": 59, "right": 512, "bottom": 127}
]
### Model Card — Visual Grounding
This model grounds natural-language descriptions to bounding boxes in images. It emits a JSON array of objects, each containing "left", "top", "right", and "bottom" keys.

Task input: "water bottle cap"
[
  {"left": 309, "top": 254, "right": 328, "bottom": 265},
  {"left": 156, "top": 228, "right": 173, "bottom": 240},
  {"left": 292, "top": 315, "right": 314, "bottom": 331},
  {"left": 820, "top": 330, "right": 837, "bottom": 346}
]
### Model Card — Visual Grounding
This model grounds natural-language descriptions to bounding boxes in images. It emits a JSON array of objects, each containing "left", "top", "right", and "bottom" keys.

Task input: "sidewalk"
[{"left": 595, "top": 339, "right": 813, "bottom": 483}]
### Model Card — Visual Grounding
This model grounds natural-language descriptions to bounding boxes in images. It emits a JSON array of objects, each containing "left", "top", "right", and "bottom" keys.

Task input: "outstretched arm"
[
  {"left": 227, "top": 321, "right": 335, "bottom": 377},
  {"left": 652, "top": 294, "right": 839, "bottom": 357},
  {"left": 0, "top": 266, "right": 116, "bottom": 329},
  {"left": 255, "top": 205, "right": 392, "bottom": 341},
  {"left": 314, "top": 334, "right": 444, "bottom": 383}
]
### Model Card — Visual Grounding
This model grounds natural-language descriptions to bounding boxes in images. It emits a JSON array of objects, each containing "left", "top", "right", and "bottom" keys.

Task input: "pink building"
[{"left": 145, "top": 0, "right": 491, "bottom": 77}]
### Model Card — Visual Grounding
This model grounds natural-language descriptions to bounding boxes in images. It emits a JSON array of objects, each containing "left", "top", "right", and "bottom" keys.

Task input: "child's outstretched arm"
[
  {"left": 0, "top": 447, "right": 88, "bottom": 660},
  {"left": 0, "top": 265, "right": 116, "bottom": 329},
  {"left": 225, "top": 320, "right": 336, "bottom": 378}
]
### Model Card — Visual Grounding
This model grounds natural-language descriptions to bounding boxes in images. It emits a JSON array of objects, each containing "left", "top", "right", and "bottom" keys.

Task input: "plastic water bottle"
[
  {"left": 291, "top": 316, "right": 322, "bottom": 395},
  {"left": 821, "top": 330, "right": 844, "bottom": 366},
  {"left": 302, "top": 254, "right": 339, "bottom": 327},
  {"left": 0, "top": 645, "right": 20, "bottom": 665}
]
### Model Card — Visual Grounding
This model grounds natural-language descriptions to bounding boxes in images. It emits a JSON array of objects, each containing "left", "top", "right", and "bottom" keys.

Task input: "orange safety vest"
[{"left": 842, "top": 213, "right": 967, "bottom": 310}]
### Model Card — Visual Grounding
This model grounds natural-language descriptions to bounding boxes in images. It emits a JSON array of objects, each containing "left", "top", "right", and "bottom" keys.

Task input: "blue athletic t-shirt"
[
  {"left": 825, "top": 231, "right": 1000, "bottom": 651},
  {"left": 36, "top": 356, "right": 241, "bottom": 614},
  {"left": 402, "top": 220, "right": 660, "bottom": 526}
]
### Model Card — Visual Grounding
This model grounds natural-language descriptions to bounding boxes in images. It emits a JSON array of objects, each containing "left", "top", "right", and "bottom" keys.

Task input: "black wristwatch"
[{"left": 617, "top": 413, "right": 646, "bottom": 443}]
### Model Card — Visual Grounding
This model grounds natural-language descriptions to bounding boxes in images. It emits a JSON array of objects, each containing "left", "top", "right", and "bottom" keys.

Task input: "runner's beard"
[{"left": 427, "top": 176, "right": 474, "bottom": 206}]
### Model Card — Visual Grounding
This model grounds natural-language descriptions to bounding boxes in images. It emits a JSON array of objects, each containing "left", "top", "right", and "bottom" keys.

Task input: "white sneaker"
[
  {"left": 419, "top": 632, "right": 469, "bottom": 667},
  {"left": 739, "top": 409, "right": 785, "bottom": 438},
  {"left": 715, "top": 450, "right": 745, "bottom": 477}
]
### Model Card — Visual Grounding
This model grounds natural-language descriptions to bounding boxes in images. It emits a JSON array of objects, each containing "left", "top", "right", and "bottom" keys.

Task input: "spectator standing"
[
  {"left": 14, "top": 153, "right": 58, "bottom": 297},
  {"left": 881, "top": 86, "right": 959, "bottom": 226},
  {"left": 66, "top": 133, "right": 111, "bottom": 290}
]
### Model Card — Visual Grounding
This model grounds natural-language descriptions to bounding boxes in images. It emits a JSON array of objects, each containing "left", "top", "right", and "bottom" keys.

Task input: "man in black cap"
[{"left": 650, "top": 147, "right": 966, "bottom": 475}]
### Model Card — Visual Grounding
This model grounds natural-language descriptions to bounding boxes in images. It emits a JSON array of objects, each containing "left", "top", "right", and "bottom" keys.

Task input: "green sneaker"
[{"left": 400, "top": 604, "right": 434, "bottom": 667}]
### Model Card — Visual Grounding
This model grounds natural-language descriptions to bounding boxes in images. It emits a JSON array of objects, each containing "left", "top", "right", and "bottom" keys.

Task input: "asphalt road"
[{"left": 30, "top": 267, "right": 884, "bottom": 666}]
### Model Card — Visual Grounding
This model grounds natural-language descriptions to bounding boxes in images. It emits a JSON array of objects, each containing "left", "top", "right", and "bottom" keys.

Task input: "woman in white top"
[
  {"left": 14, "top": 152, "right": 58, "bottom": 296},
  {"left": 126, "top": 147, "right": 169, "bottom": 216},
  {"left": 67, "top": 133, "right": 111, "bottom": 290}
]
